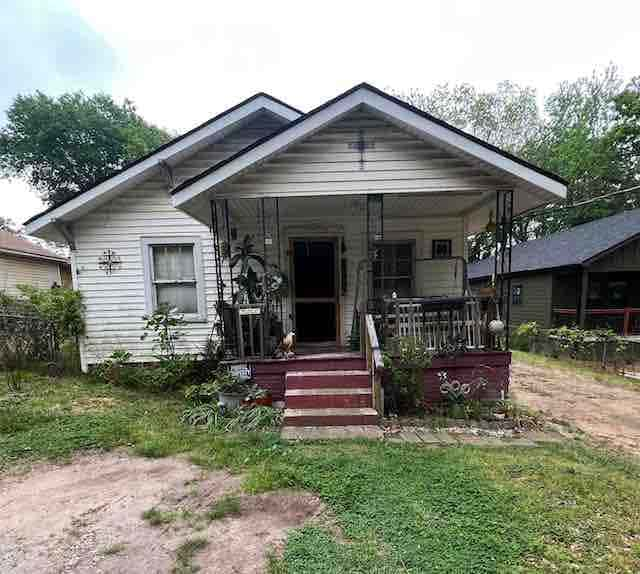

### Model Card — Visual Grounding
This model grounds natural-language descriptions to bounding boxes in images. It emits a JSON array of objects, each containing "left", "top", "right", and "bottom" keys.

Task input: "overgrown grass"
[
  {"left": 2, "top": 373, "right": 640, "bottom": 572},
  {"left": 513, "top": 349, "right": 640, "bottom": 390}
]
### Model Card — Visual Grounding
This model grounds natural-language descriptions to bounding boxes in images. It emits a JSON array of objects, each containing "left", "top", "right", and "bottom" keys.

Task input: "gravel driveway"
[{"left": 512, "top": 359, "right": 640, "bottom": 455}]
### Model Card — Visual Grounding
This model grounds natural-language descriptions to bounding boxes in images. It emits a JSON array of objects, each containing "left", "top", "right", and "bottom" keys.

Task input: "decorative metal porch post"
[
  {"left": 493, "top": 190, "right": 514, "bottom": 350},
  {"left": 366, "top": 194, "right": 384, "bottom": 305}
]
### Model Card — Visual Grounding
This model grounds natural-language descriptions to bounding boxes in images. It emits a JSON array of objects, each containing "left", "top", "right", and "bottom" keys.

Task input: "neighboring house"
[
  {"left": 468, "top": 209, "right": 640, "bottom": 335},
  {"left": 24, "top": 82, "right": 566, "bottom": 393},
  {"left": 0, "top": 230, "right": 71, "bottom": 295}
]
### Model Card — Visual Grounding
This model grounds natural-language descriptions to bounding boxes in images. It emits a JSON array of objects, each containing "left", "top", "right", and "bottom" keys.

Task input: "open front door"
[{"left": 291, "top": 239, "right": 339, "bottom": 345}]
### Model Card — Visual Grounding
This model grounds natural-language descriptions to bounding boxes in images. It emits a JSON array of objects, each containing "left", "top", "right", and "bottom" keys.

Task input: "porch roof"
[{"left": 171, "top": 83, "right": 567, "bottom": 228}]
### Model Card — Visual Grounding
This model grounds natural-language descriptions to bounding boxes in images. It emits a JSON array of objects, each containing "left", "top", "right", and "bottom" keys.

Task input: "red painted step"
[
  {"left": 283, "top": 408, "right": 379, "bottom": 427},
  {"left": 285, "top": 387, "right": 372, "bottom": 409},
  {"left": 283, "top": 369, "right": 378, "bottom": 427},
  {"left": 285, "top": 370, "right": 370, "bottom": 390}
]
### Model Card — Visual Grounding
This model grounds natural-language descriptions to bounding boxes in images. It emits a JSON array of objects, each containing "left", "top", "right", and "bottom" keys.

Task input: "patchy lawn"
[
  {"left": 512, "top": 351, "right": 640, "bottom": 455},
  {"left": 1, "top": 373, "right": 640, "bottom": 573}
]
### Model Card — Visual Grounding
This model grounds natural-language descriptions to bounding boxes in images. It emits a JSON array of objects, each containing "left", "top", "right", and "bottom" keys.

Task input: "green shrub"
[
  {"left": 512, "top": 321, "right": 540, "bottom": 351},
  {"left": 93, "top": 350, "right": 196, "bottom": 392},
  {"left": 383, "top": 337, "right": 432, "bottom": 414}
]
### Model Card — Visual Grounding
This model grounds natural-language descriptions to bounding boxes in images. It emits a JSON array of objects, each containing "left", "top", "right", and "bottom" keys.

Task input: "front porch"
[
  {"left": 211, "top": 190, "right": 516, "bottom": 425},
  {"left": 166, "top": 89, "right": 566, "bottom": 424}
]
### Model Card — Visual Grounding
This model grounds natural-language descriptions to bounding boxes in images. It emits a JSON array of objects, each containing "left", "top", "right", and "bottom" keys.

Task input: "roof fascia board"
[
  {"left": 361, "top": 90, "right": 567, "bottom": 199},
  {"left": 171, "top": 90, "right": 366, "bottom": 207},
  {"left": 469, "top": 264, "right": 580, "bottom": 281},
  {"left": 582, "top": 232, "right": 640, "bottom": 266},
  {"left": 0, "top": 247, "right": 69, "bottom": 265},
  {"left": 171, "top": 87, "right": 567, "bottom": 208},
  {"left": 25, "top": 95, "right": 300, "bottom": 236}
]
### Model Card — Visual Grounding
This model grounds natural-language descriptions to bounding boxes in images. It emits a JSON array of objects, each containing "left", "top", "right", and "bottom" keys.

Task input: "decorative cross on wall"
[
  {"left": 348, "top": 129, "right": 375, "bottom": 169},
  {"left": 98, "top": 249, "right": 122, "bottom": 275}
]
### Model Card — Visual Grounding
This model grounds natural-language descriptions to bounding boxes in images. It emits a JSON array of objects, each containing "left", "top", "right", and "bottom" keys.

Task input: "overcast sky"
[{"left": 2, "top": 0, "right": 639, "bottom": 226}]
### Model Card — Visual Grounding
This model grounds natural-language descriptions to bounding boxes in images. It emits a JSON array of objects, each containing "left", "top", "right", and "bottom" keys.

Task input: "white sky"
[{"left": 2, "top": 0, "right": 639, "bottom": 226}]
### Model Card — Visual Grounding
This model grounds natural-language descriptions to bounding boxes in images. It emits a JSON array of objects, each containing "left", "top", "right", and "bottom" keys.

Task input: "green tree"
[
  {"left": 0, "top": 92, "right": 170, "bottom": 207},
  {"left": 394, "top": 81, "right": 542, "bottom": 152}
]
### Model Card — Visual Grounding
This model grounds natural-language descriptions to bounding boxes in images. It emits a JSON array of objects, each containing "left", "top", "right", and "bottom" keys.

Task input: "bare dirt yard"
[
  {"left": 512, "top": 358, "right": 640, "bottom": 455},
  {"left": 0, "top": 452, "right": 325, "bottom": 573}
]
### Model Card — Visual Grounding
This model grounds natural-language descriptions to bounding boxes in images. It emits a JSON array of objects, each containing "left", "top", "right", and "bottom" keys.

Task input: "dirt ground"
[
  {"left": 0, "top": 452, "right": 325, "bottom": 573},
  {"left": 512, "top": 359, "right": 640, "bottom": 455}
]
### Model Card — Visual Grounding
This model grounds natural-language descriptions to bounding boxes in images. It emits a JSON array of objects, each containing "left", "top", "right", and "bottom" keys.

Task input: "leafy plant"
[
  {"left": 211, "top": 368, "right": 248, "bottom": 396},
  {"left": 141, "top": 304, "right": 185, "bottom": 358},
  {"left": 512, "top": 321, "right": 540, "bottom": 351},
  {"left": 383, "top": 337, "right": 432, "bottom": 414},
  {"left": 181, "top": 403, "right": 224, "bottom": 427}
]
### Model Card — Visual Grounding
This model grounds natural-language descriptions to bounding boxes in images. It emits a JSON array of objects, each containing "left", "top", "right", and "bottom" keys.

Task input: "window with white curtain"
[{"left": 142, "top": 237, "right": 206, "bottom": 320}]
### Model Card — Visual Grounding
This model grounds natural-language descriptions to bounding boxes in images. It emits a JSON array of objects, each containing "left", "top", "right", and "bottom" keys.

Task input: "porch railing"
[
  {"left": 553, "top": 307, "right": 640, "bottom": 336},
  {"left": 378, "top": 295, "right": 491, "bottom": 351},
  {"left": 363, "top": 313, "right": 384, "bottom": 413}
]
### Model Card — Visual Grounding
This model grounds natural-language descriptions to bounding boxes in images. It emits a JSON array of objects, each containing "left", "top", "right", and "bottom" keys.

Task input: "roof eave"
[
  {"left": 171, "top": 84, "right": 567, "bottom": 208},
  {"left": 24, "top": 94, "right": 301, "bottom": 239}
]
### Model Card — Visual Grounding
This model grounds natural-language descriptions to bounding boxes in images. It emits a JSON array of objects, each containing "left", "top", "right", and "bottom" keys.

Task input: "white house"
[{"left": 25, "top": 84, "right": 567, "bottom": 377}]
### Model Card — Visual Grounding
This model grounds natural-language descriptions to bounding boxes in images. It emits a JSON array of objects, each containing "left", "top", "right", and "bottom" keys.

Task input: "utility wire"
[{"left": 515, "top": 183, "right": 640, "bottom": 220}]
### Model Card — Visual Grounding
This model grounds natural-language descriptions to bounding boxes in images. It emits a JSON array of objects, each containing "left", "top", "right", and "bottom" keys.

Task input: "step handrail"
[{"left": 364, "top": 313, "right": 384, "bottom": 413}]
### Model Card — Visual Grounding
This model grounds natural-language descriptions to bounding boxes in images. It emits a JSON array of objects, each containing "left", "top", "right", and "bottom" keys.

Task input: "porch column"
[{"left": 579, "top": 267, "right": 589, "bottom": 328}]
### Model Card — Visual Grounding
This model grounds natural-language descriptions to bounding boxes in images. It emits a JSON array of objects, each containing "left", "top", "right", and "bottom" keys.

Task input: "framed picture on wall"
[{"left": 432, "top": 239, "right": 452, "bottom": 259}]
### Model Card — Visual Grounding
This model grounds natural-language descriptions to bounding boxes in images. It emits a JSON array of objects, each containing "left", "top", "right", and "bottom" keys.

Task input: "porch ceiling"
[{"left": 223, "top": 193, "right": 491, "bottom": 222}]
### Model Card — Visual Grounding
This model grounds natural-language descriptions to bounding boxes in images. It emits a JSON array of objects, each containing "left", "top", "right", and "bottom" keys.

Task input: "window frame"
[
  {"left": 512, "top": 284, "right": 523, "bottom": 306},
  {"left": 372, "top": 240, "right": 415, "bottom": 299},
  {"left": 431, "top": 239, "right": 452, "bottom": 259},
  {"left": 141, "top": 236, "right": 207, "bottom": 322}
]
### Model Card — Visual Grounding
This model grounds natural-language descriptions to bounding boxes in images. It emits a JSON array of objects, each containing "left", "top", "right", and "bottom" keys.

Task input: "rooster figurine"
[{"left": 277, "top": 331, "right": 296, "bottom": 359}]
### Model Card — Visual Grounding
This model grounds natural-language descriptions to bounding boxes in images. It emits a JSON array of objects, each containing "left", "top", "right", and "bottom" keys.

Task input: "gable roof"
[
  {"left": 468, "top": 208, "right": 640, "bottom": 280},
  {"left": 170, "top": 82, "right": 567, "bottom": 208},
  {"left": 0, "top": 230, "right": 69, "bottom": 265},
  {"left": 23, "top": 92, "right": 302, "bottom": 239}
]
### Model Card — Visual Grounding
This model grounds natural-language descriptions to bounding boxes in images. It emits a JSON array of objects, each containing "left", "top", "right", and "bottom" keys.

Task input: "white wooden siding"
[
  {"left": 72, "top": 110, "right": 468, "bottom": 365},
  {"left": 73, "top": 112, "right": 286, "bottom": 365},
  {"left": 0, "top": 254, "right": 62, "bottom": 295},
  {"left": 217, "top": 110, "right": 499, "bottom": 198}
]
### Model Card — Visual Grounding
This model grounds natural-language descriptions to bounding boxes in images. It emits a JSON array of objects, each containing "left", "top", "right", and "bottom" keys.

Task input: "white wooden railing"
[
  {"left": 383, "top": 297, "right": 486, "bottom": 350},
  {"left": 363, "top": 313, "right": 384, "bottom": 413}
]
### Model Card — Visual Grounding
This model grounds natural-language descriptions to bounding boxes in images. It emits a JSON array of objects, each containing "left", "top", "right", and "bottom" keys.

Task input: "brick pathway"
[{"left": 281, "top": 425, "right": 565, "bottom": 445}]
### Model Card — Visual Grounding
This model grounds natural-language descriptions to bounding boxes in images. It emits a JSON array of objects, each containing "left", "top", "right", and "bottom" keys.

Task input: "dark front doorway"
[{"left": 291, "top": 239, "right": 338, "bottom": 344}]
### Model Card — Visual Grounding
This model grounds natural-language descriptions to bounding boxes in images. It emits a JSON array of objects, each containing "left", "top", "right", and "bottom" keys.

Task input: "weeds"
[
  {"left": 100, "top": 542, "right": 127, "bottom": 556},
  {"left": 205, "top": 494, "right": 241, "bottom": 521},
  {"left": 142, "top": 507, "right": 177, "bottom": 526},
  {"left": 172, "top": 537, "right": 208, "bottom": 574}
]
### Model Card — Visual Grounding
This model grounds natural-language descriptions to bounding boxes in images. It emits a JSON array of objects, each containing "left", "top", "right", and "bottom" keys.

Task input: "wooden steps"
[{"left": 283, "top": 370, "right": 378, "bottom": 427}]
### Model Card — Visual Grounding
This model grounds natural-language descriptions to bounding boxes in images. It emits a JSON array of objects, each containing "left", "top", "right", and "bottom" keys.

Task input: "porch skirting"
[{"left": 423, "top": 351, "right": 511, "bottom": 404}]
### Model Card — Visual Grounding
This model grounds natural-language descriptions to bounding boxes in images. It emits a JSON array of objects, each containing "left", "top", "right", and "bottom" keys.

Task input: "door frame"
[{"left": 289, "top": 236, "right": 341, "bottom": 345}]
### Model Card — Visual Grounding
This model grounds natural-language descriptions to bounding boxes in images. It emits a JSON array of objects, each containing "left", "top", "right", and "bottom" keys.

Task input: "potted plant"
[
  {"left": 243, "top": 383, "right": 273, "bottom": 407},
  {"left": 213, "top": 369, "right": 249, "bottom": 409}
]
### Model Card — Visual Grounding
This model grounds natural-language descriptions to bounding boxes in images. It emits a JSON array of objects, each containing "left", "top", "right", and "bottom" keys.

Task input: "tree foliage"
[
  {"left": 0, "top": 92, "right": 170, "bottom": 207},
  {"left": 396, "top": 65, "right": 640, "bottom": 261}
]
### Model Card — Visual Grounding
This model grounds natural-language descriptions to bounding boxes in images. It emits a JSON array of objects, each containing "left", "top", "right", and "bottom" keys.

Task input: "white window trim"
[{"left": 141, "top": 236, "right": 207, "bottom": 322}]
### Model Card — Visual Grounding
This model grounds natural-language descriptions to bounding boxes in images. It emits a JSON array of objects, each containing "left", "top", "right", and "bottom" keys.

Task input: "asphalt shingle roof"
[
  {"left": 468, "top": 208, "right": 640, "bottom": 280},
  {"left": 0, "top": 230, "right": 69, "bottom": 264}
]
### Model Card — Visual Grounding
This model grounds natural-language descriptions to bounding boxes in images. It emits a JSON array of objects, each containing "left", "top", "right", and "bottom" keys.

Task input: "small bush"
[
  {"left": 512, "top": 322, "right": 540, "bottom": 351},
  {"left": 93, "top": 350, "right": 196, "bottom": 392},
  {"left": 383, "top": 337, "right": 432, "bottom": 414}
]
